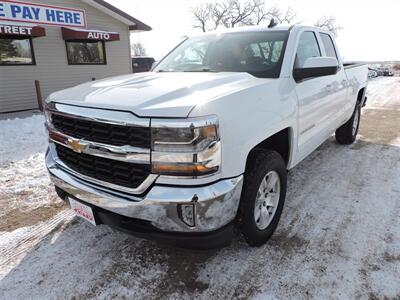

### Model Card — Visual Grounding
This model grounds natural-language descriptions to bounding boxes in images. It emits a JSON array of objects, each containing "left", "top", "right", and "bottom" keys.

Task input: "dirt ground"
[{"left": 0, "top": 77, "right": 399, "bottom": 299}]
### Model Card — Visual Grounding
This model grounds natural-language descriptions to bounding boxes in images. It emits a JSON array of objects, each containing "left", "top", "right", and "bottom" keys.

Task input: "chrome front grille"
[
  {"left": 46, "top": 103, "right": 156, "bottom": 194},
  {"left": 51, "top": 113, "right": 150, "bottom": 148},
  {"left": 56, "top": 144, "right": 150, "bottom": 189}
]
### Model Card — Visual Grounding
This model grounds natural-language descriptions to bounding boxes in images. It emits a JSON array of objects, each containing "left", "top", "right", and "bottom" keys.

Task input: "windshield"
[{"left": 154, "top": 31, "right": 289, "bottom": 78}]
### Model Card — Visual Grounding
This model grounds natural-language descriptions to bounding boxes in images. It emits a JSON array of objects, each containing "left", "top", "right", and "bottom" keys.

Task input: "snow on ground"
[
  {"left": 0, "top": 113, "right": 65, "bottom": 232},
  {"left": 0, "top": 154, "right": 63, "bottom": 216},
  {"left": 0, "top": 113, "right": 47, "bottom": 165},
  {"left": 0, "top": 77, "right": 399, "bottom": 299}
]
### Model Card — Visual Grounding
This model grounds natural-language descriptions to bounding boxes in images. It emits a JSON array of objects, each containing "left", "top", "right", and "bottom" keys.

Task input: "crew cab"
[{"left": 45, "top": 25, "right": 368, "bottom": 249}]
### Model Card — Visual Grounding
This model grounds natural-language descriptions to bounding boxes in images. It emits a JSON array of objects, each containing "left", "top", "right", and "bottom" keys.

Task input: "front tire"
[
  {"left": 238, "top": 149, "right": 287, "bottom": 247},
  {"left": 335, "top": 103, "right": 361, "bottom": 145}
]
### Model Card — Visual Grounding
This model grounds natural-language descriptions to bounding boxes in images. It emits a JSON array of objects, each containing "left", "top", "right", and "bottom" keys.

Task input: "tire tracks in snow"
[{"left": 0, "top": 209, "right": 74, "bottom": 278}]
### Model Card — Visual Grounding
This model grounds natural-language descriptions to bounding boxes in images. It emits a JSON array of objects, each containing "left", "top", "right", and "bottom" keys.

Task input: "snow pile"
[
  {"left": 0, "top": 154, "right": 57, "bottom": 212},
  {"left": 0, "top": 113, "right": 47, "bottom": 165},
  {"left": 0, "top": 113, "right": 62, "bottom": 230}
]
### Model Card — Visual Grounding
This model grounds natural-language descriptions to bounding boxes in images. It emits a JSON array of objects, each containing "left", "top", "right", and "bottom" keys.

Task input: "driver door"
[{"left": 295, "top": 31, "right": 336, "bottom": 161}]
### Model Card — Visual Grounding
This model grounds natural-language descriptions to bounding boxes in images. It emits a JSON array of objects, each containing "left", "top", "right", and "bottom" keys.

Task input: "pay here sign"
[{"left": 0, "top": 0, "right": 86, "bottom": 28}]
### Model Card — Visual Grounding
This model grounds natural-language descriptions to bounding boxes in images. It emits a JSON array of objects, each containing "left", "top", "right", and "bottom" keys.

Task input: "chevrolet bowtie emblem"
[{"left": 67, "top": 138, "right": 87, "bottom": 153}]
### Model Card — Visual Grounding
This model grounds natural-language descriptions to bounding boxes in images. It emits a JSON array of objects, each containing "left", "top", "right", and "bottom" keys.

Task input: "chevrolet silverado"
[{"left": 45, "top": 25, "right": 368, "bottom": 249}]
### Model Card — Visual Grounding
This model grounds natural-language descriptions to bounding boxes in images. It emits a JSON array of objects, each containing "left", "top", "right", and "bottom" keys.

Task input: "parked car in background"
[
  {"left": 45, "top": 25, "right": 368, "bottom": 249},
  {"left": 377, "top": 67, "right": 394, "bottom": 77},
  {"left": 132, "top": 56, "right": 155, "bottom": 73},
  {"left": 368, "top": 68, "right": 379, "bottom": 79},
  {"left": 382, "top": 68, "right": 394, "bottom": 76}
]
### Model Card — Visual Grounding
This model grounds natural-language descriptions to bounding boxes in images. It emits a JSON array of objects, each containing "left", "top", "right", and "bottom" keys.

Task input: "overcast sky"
[{"left": 107, "top": 0, "right": 400, "bottom": 62}]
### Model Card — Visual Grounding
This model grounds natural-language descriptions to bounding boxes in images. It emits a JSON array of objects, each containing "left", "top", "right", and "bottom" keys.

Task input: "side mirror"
[{"left": 294, "top": 57, "right": 339, "bottom": 81}]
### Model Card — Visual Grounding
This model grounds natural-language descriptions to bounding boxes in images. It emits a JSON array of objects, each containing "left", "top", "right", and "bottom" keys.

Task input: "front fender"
[{"left": 190, "top": 78, "right": 298, "bottom": 178}]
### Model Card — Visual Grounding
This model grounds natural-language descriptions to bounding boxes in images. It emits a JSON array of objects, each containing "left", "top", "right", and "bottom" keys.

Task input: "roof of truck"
[
  {"left": 213, "top": 25, "right": 292, "bottom": 33},
  {"left": 190, "top": 24, "right": 329, "bottom": 38}
]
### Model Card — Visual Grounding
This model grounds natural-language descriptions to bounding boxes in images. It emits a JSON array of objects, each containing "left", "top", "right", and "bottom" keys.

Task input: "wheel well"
[
  {"left": 357, "top": 88, "right": 365, "bottom": 104},
  {"left": 246, "top": 128, "right": 291, "bottom": 169}
]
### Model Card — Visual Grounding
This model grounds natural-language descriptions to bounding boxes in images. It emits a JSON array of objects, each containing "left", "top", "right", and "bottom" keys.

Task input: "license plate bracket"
[{"left": 69, "top": 197, "right": 97, "bottom": 226}]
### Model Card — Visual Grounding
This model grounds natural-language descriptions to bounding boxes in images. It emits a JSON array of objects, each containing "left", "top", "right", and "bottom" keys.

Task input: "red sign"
[
  {"left": 61, "top": 27, "right": 119, "bottom": 42},
  {"left": 0, "top": 24, "right": 45, "bottom": 37}
]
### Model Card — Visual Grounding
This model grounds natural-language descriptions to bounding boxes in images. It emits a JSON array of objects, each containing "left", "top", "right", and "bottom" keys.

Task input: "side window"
[
  {"left": 295, "top": 31, "right": 321, "bottom": 67},
  {"left": 320, "top": 33, "right": 338, "bottom": 59}
]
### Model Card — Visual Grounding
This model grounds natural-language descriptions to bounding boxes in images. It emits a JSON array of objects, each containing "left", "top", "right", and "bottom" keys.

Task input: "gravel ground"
[{"left": 0, "top": 77, "right": 399, "bottom": 299}]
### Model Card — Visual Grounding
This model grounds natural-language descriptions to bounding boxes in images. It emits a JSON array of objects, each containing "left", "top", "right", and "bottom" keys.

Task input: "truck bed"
[
  {"left": 343, "top": 62, "right": 366, "bottom": 69},
  {"left": 344, "top": 62, "right": 368, "bottom": 83}
]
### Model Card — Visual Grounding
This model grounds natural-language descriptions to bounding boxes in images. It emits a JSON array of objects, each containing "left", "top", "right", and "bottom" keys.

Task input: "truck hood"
[{"left": 48, "top": 72, "right": 266, "bottom": 118}]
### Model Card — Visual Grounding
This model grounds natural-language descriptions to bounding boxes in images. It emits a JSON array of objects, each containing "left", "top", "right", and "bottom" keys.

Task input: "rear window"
[{"left": 320, "top": 33, "right": 338, "bottom": 59}]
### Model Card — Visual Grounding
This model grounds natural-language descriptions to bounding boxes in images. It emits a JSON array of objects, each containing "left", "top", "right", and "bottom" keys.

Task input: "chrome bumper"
[{"left": 46, "top": 148, "right": 243, "bottom": 232}]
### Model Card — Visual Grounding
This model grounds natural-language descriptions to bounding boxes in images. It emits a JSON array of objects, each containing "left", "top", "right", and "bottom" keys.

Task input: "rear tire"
[
  {"left": 335, "top": 103, "right": 361, "bottom": 145},
  {"left": 238, "top": 149, "right": 287, "bottom": 247}
]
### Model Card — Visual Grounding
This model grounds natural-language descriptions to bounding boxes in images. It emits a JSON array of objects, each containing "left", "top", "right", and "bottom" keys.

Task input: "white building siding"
[{"left": 0, "top": 0, "right": 132, "bottom": 112}]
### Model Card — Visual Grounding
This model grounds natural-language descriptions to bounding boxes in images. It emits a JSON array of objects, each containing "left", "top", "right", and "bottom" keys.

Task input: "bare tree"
[
  {"left": 276, "top": 7, "right": 297, "bottom": 24},
  {"left": 314, "top": 16, "right": 343, "bottom": 37},
  {"left": 191, "top": 3, "right": 213, "bottom": 32},
  {"left": 222, "top": 0, "right": 258, "bottom": 28},
  {"left": 210, "top": 1, "right": 231, "bottom": 29},
  {"left": 190, "top": 0, "right": 298, "bottom": 31},
  {"left": 248, "top": 5, "right": 297, "bottom": 25},
  {"left": 131, "top": 42, "right": 147, "bottom": 56},
  {"left": 247, "top": 1, "right": 270, "bottom": 25}
]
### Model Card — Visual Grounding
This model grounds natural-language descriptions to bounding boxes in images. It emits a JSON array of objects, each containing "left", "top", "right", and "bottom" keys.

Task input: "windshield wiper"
[
  {"left": 157, "top": 68, "right": 218, "bottom": 73},
  {"left": 183, "top": 68, "right": 218, "bottom": 73}
]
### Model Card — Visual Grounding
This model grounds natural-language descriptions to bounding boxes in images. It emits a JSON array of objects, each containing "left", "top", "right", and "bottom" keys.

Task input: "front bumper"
[
  {"left": 46, "top": 146, "right": 243, "bottom": 234},
  {"left": 58, "top": 192, "right": 235, "bottom": 249}
]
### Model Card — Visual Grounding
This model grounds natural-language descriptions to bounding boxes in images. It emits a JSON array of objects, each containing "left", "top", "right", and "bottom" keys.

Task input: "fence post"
[{"left": 35, "top": 80, "right": 43, "bottom": 112}]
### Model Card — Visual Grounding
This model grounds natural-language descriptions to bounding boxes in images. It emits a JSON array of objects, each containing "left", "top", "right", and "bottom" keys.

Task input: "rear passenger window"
[
  {"left": 295, "top": 31, "right": 321, "bottom": 67},
  {"left": 320, "top": 33, "right": 338, "bottom": 59}
]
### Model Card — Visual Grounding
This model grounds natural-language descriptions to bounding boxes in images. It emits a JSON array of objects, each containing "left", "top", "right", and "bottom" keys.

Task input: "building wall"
[{"left": 0, "top": 0, "right": 132, "bottom": 113}]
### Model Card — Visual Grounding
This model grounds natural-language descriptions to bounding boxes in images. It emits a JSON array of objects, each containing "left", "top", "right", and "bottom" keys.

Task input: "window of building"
[
  {"left": 65, "top": 41, "right": 106, "bottom": 65},
  {"left": 0, "top": 37, "right": 35, "bottom": 65},
  {"left": 319, "top": 33, "right": 338, "bottom": 59}
]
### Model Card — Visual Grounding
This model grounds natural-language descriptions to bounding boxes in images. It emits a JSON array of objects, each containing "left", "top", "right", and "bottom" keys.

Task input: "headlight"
[
  {"left": 151, "top": 116, "right": 221, "bottom": 177},
  {"left": 44, "top": 101, "right": 54, "bottom": 125}
]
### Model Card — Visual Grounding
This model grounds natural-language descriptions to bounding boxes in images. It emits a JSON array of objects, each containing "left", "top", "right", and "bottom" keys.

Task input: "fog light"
[{"left": 179, "top": 203, "right": 195, "bottom": 227}]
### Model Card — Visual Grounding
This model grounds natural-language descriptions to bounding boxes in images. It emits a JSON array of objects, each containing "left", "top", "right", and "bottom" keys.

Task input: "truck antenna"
[{"left": 268, "top": 18, "right": 278, "bottom": 28}]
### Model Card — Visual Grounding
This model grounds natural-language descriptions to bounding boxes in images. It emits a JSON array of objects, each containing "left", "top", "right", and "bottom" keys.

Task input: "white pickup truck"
[{"left": 45, "top": 25, "right": 368, "bottom": 249}]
